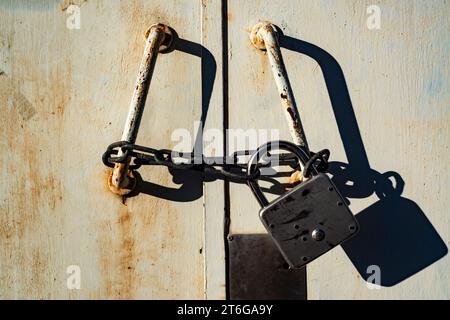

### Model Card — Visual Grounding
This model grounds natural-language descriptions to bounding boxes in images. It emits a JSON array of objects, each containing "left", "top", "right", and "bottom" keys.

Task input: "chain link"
[{"left": 102, "top": 141, "right": 329, "bottom": 182}]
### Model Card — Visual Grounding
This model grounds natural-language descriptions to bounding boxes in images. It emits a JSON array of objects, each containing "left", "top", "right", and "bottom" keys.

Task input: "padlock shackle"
[{"left": 246, "top": 140, "right": 315, "bottom": 207}]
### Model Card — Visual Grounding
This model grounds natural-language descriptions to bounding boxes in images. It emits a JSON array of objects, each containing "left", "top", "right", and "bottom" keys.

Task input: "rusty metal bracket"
[
  {"left": 109, "top": 24, "right": 173, "bottom": 195},
  {"left": 250, "top": 22, "right": 309, "bottom": 153}
]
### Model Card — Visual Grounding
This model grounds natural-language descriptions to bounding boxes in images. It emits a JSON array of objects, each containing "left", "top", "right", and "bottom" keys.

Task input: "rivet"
[{"left": 311, "top": 228, "right": 325, "bottom": 241}]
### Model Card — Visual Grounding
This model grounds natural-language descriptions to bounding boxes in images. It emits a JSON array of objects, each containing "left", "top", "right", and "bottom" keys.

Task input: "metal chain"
[{"left": 102, "top": 141, "right": 329, "bottom": 182}]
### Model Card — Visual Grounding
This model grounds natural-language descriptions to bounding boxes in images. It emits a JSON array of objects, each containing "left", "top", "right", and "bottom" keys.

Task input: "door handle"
[
  {"left": 250, "top": 22, "right": 309, "bottom": 153},
  {"left": 110, "top": 24, "right": 173, "bottom": 194}
]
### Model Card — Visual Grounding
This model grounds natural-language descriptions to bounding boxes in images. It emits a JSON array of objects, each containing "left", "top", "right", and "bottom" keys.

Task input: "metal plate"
[
  {"left": 228, "top": 234, "right": 306, "bottom": 300},
  {"left": 260, "top": 173, "right": 359, "bottom": 268}
]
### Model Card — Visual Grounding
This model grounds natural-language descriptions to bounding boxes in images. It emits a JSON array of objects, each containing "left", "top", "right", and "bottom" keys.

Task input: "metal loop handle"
[
  {"left": 250, "top": 22, "right": 309, "bottom": 153},
  {"left": 110, "top": 24, "right": 173, "bottom": 194}
]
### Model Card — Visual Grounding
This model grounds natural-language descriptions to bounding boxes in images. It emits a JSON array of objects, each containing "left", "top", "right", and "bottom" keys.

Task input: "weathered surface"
[
  {"left": 0, "top": 0, "right": 223, "bottom": 299},
  {"left": 1, "top": 0, "right": 449, "bottom": 300},
  {"left": 227, "top": 0, "right": 449, "bottom": 299}
]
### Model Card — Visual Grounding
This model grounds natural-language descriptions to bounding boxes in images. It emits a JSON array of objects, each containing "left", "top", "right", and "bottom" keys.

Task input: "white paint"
[
  {"left": 0, "top": 0, "right": 210, "bottom": 299},
  {"left": 1, "top": 0, "right": 448, "bottom": 300},
  {"left": 227, "top": 0, "right": 449, "bottom": 299}
]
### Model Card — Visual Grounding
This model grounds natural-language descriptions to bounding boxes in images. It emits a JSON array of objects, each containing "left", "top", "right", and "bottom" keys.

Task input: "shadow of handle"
[
  {"left": 127, "top": 169, "right": 203, "bottom": 202},
  {"left": 278, "top": 34, "right": 373, "bottom": 199},
  {"left": 278, "top": 32, "right": 447, "bottom": 287}
]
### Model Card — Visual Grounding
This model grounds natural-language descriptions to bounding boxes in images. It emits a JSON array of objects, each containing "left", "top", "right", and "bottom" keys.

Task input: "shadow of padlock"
[{"left": 342, "top": 171, "right": 448, "bottom": 286}]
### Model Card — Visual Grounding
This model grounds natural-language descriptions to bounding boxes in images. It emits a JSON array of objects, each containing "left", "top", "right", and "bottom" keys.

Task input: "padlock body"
[{"left": 260, "top": 173, "right": 359, "bottom": 268}]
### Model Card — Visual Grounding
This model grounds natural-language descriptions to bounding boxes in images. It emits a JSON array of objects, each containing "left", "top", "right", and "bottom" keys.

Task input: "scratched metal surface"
[
  {"left": 227, "top": 0, "right": 449, "bottom": 299},
  {"left": 0, "top": 0, "right": 227, "bottom": 299}
]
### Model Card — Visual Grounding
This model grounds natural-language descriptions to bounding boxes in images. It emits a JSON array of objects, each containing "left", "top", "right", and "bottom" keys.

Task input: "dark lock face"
[{"left": 260, "top": 173, "right": 359, "bottom": 268}]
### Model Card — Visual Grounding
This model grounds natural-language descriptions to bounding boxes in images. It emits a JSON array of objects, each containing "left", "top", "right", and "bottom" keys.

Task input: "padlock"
[{"left": 247, "top": 140, "right": 359, "bottom": 268}]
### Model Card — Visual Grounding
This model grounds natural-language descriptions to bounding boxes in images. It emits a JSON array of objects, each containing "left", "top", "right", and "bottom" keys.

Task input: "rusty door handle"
[
  {"left": 109, "top": 24, "right": 173, "bottom": 194},
  {"left": 250, "top": 22, "right": 309, "bottom": 153}
]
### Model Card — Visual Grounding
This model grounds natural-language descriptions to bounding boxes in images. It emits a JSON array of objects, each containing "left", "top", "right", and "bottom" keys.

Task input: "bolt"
[{"left": 311, "top": 228, "right": 325, "bottom": 241}]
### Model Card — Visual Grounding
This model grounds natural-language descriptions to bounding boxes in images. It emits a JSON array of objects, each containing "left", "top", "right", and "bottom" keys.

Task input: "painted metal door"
[
  {"left": 0, "top": 0, "right": 225, "bottom": 299},
  {"left": 226, "top": 0, "right": 449, "bottom": 299},
  {"left": 0, "top": 0, "right": 449, "bottom": 300}
]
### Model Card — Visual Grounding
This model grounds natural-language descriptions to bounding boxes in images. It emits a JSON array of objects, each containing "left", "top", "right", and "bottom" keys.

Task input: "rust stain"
[
  {"left": 108, "top": 164, "right": 136, "bottom": 196},
  {"left": 120, "top": 1, "right": 183, "bottom": 47},
  {"left": 0, "top": 126, "right": 64, "bottom": 242},
  {"left": 2, "top": 1, "right": 207, "bottom": 299},
  {"left": 0, "top": 20, "right": 73, "bottom": 297},
  {"left": 263, "top": 24, "right": 273, "bottom": 33},
  {"left": 95, "top": 4, "right": 188, "bottom": 298},
  {"left": 95, "top": 192, "right": 180, "bottom": 298},
  {"left": 97, "top": 203, "right": 139, "bottom": 299},
  {"left": 289, "top": 170, "right": 303, "bottom": 186},
  {"left": 0, "top": 75, "right": 36, "bottom": 121},
  {"left": 252, "top": 35, "right": 265, "bottom": 50},
  {"left": 117, "top": 205, "right": 136, "bottom": 298},
  {"left": 28, "top": 248, "right": 49, "bottom": 298},
  {"left": 249, "top": 48, "right": 269, "bottom": 93},
  {"left": 98, "top": 165, "right": 171, "bottom": 298},
  {"left": 269, "top": 46, "right": 281, "bottom": 64}
]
